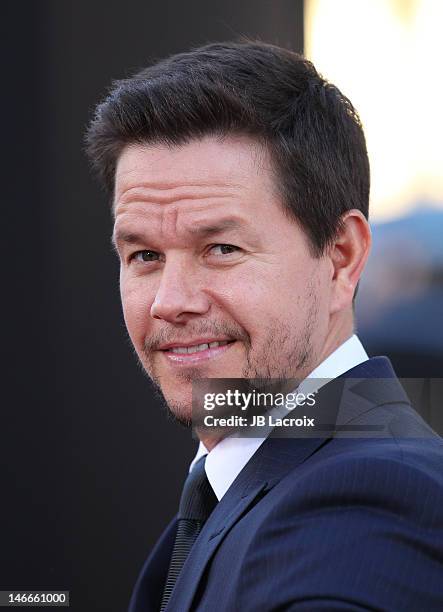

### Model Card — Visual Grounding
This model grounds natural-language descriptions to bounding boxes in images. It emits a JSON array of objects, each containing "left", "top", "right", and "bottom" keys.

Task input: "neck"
[{"left": 314, "top": 310, "right": 354, "bottom": 373}]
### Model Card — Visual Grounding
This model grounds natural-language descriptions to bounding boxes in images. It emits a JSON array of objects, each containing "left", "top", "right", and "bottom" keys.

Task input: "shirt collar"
[{"left": 190, "top": 334, "right": 369, "bottom": 500}]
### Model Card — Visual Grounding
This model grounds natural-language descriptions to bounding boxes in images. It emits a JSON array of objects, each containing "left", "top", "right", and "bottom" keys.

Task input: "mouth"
[{"left": 159, "top": 339, "right": 237, "bottom": 364}]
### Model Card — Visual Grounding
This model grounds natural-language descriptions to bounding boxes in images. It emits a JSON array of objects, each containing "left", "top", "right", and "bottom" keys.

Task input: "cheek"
[
  {"left": 120, "top": 278, "right": 154, "bottom": 349},
  {"left": 230, "top": 260, "right": 325, "bottom": 343},
  {"left": 211, "top": 266, "right": 298, "bottom": 336}
]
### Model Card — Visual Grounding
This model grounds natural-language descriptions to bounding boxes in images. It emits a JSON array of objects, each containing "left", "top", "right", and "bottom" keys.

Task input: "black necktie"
[{"left": 160, "top": 455, "right": 218, "bottom": 611}]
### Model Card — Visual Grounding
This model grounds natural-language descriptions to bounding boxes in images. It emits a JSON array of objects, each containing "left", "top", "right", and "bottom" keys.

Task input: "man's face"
[{"left": 113, "top": 136, "right": 332, "bottom": 424}]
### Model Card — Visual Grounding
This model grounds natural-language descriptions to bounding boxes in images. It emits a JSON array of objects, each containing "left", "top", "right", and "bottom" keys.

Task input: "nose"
[{"left": 150, "top": 257, "right": 211, "bottom": 322}]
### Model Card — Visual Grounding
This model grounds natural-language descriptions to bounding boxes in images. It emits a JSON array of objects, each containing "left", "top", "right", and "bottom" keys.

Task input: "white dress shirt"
[{"left": 189, "top": 334, "right": 369, "bottom": 500}]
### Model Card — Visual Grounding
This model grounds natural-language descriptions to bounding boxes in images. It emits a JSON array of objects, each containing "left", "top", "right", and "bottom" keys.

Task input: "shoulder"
[
  {"left": 272, "top": 436, "right": 443, "bottom": 523},
  {"left": 239, "top": 438, "right": 443, "bottom": 610}
]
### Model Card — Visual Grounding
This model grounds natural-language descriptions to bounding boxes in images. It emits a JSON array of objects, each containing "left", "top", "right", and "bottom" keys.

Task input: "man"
[{"left": 86, "top": 41, "right": 443, "bottom": 611}]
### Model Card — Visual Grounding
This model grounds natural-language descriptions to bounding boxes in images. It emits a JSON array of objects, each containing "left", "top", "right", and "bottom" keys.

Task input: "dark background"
[
  {"left": 2, "top": 2, "right": 304, "bottom": 611},
  {"left": 3, "top": 1, "right": 442, "bottom": 611}
]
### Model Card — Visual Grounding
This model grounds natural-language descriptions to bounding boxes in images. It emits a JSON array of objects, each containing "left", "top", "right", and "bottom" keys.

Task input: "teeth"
[
  {"left": 188, "top": 344, "right": 207, "bottom": 354},
  {"left": 170, "top": 340, "right": 230, "bottom": 354}
]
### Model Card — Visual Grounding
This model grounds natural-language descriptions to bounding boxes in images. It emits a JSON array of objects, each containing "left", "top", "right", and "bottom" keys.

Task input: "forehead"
[{"left": 113, "top": 135, "right": 272, "bottom": 215}]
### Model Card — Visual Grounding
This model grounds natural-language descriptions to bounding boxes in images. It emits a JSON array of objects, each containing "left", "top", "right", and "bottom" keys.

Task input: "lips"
[
  {"left": 159, "top": 339, "right": 236, "bottom": 364},
  {"left": 166, "top": 340, "right": 231, "bottom": 354},
  {"left": 158, "top": 338, "right": 234, "bottom": 352}
]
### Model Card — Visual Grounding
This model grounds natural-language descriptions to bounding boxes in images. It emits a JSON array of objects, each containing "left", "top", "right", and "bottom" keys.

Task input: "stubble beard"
[{"left": 137, "top": 294, "right": 319, "bottom": 428}]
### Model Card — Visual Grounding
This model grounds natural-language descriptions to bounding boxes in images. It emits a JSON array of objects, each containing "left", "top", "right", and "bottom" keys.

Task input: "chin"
[
  {"left": 162, "top": 388, "right": 194, "bottom": 423},
  {"left": 166, "top": 401, "right": 194, "bottom": 428}
]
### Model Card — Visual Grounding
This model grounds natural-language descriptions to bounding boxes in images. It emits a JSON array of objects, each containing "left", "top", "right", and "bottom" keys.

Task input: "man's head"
[{"left": 86, "top": 41, "right": 371, "bottom": 429}]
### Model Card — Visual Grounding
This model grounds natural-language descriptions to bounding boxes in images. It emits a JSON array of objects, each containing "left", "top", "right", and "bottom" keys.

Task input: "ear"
[{"left": 329, "top": 210, "right": 371, "bottom": 314}]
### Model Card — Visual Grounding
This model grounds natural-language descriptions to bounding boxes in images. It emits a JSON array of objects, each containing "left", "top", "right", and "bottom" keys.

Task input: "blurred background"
[{"left": 2, "top": 1, "right": 441, "bottom": 610}]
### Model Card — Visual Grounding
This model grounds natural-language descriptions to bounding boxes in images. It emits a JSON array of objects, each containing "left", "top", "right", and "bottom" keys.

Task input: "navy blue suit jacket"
[{"left": 129, "top": 357, "right": 443, "bottom": 611}]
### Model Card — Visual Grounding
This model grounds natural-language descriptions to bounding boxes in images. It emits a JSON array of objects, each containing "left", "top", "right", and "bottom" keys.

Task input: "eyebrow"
[
  {"left": 187, "top": 218, "right": 244, "bottom": 237},
  {"left": 111, "top": 218, "right": 246, "bottom": 250},
  {"left": 111, "top": 231, "right": 143, "bottom": 252}
]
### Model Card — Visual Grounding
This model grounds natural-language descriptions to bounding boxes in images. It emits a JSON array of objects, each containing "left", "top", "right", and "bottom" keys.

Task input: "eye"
[
  {"left": 130, "top": 250, "right": 161, "bottom": 263},
  {"left": 208, "top": 244, "right": 240, "bottom": 256}
]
